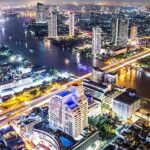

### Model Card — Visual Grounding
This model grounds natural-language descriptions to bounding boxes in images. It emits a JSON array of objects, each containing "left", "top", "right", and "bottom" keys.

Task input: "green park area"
[{"left": 89, "top": 115, "right": 117, "bottom": 141}]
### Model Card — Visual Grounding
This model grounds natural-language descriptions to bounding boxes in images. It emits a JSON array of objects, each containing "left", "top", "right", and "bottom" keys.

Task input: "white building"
[
  {"left": 83, "top": 78, "right": 112, "bottom": 102},
  {"left": 104, "top": 72, "right": 118, "bottom": 86},
  {"left": 36, "top": 3, "right": 47, "bottom": 23},
  {"left": 88, "top": 100, "right": 101, "bottom": 117},
  {"left": 112, "top": 90, "right": 140, "bottom": 120},
  {"left": 48, "top": 8, "right": 58, "bottom": 38},
  {"left": 0, "top": 76, "right": 32, "bottom": 91},
  {"left": 130, "top": 25, "right": 138, "bottom": 40},
  {"left": 69, "top": 12, "right": 75, "bottom": 36},
  {"left": 49, "top": 85, "right": 88, "bottom": 138},
  {"left": 92, "top": 27, "right": 102, "bottom": 56}
]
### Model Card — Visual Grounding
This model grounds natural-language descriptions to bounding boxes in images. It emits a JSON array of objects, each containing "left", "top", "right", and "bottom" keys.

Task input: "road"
[
  {"left": 0, "top": 73, "right": 92, "bottom": 126},
  {"left": 102, "top": 47, "right": 150, "bottom": 73},
  {"left": 0, "top": 47, "right": 150, "bottom": 126}
]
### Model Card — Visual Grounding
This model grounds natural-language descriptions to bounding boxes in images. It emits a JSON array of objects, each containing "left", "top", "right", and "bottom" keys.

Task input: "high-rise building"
[
  {"left": 130, "top": 25, "right": 138, "bottom": 39},
  {"left": 49, "top": 85, "right": 88, "bottom": 138},
  {"left": 111, "top": 17, "right": 129, "bottom": 47},
  {"left": 48, "top": 7, "right": 58, "bottom": 38},
  {"left": 0, "top": 7, "right": 4, "bottom": 21},
  {"left": 92, "top": 27, "right": 102, "bottom": 56},
  {"left": 31, "top": 85, "right": 99, "bottom": 149},
  {"left": 53, "top": 6, "right": 59, "bottom": 12},
  {"left": 69, "top": 12, "right": 75, "bottom": 36},
  {"left": 36, "top": 3, "right": 46, "bottom": 23}
]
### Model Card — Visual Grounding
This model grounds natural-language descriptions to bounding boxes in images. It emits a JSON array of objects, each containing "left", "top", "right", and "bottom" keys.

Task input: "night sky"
[{"left": 0, "top": 0, "right": 150, "bottom": 6}]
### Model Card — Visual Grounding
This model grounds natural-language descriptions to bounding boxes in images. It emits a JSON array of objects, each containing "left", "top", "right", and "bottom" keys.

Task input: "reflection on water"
[
  {"left": 0, "top": 16, "right": 150, "bottom": 98},
  {"left": 0, "top": 16, "right": 92, "bottom": 76},
  {"left": 118, "top": 68, "right": 150, "bottom": 98}
]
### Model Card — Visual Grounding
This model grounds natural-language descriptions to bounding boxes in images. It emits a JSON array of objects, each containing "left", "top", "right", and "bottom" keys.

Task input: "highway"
[
  {"left": 102, "top": 47, "right": 150, "bottom": 73},
  {"left": 0, "top": 73, "right": 92, "bottom": 126},
  {"left": 0, "top": 47, "right": 150, "bottom": 126}
]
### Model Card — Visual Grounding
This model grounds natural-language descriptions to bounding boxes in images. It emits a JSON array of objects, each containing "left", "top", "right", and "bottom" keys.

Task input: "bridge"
[
  {"left": 0, "top": 73, "right": 92, "bottom": 126},
  {"left": 101, "top": 47, "right": 150, "bottom": 73},
  {"left": 0, "top": 47, "right": 150, "bottom": 126}
]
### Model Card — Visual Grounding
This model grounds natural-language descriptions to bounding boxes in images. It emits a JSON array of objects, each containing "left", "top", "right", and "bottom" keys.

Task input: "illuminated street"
[{"left": 0, "top": 1, "right": 150, "bottom": 150}]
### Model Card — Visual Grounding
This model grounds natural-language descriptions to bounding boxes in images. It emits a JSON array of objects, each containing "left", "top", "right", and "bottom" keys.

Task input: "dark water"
[
  {"left": 118, "top": 68, "right": 150, "bottom": 99},
  {"left": 0, "top": 16, "right": 150, "bottom": 98},
  {"left": 0, "top": 16, "right": 92, "bottom": 76}
]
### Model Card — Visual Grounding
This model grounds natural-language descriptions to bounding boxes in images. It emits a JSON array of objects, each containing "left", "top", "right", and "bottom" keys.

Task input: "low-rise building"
[
  {"left": 109, "top": 47, "right": 127, "bottom": 56},
  {"left": 83, "top": 78, "right": 112, "bottom": 101},
  {"left": 88, "top": 97, "right": 101, "bottom": 117},
  {"left": 32, "top": 120, "right": 99, "bottom": 150},
  {"left": 0, "top": 75, "right": 32, "bottom": 91},
  {"left": 112, "top": 90, "right": 140, "bottom": 120}
]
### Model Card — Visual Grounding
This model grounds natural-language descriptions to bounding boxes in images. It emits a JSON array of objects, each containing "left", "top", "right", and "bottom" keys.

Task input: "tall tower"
[
  {"left": 49, "top": 85, "right": 88, "bottom": 138},
  {"left": 0, "top": 7, "right": 4, "bottom": 21},
  {"left": 111, "top": 17, "right": 129, "bottom": 47},
  {"left": 111, "top": 17, "right": 119, "bottom": 46},
  {"left": 130, "top": 25, "right": 138, "bottom": 39},
  {"left": 69, "top": 12, "right": 75, "bottom": 37},
  {"left": 48, "top": 7, "right": 58, "bottom": 39},
  {"left": 92, "top": 27, "right": 102, "bottom": 56},
  {"left": 36, "top": 3, "right": 46, "bottom": 23}
]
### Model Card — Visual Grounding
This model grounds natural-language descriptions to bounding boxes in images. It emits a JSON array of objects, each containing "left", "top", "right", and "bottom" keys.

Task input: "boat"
[
  {"left": 64, "top": 59, "right": 70, "bottom": 64},
  {"left": 29, "top": 49, "right": 34, "bottom": 53}
]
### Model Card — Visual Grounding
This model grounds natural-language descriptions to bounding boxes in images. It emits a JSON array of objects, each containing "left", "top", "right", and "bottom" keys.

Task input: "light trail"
[{"left": 0, "top": 47, "right": 149, "bottom": 126}]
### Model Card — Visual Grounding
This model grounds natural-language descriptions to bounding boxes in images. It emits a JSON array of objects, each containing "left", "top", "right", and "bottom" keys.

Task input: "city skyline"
[
  {"left": 0, "top": 2, "right": 149, "bottom": 150},
  {"left": 0, "top": 0, "right": 150, "bottom": 6}
]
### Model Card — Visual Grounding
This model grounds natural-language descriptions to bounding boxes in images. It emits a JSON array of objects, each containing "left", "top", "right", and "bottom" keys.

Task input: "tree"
[{"left": 30, "top": 90, "right": 37, "bottom": 96}]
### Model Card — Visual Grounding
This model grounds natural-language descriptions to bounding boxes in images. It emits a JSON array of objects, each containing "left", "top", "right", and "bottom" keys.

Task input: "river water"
[{"left": 0, "top": 16, "right": 150, "bottom": 98}]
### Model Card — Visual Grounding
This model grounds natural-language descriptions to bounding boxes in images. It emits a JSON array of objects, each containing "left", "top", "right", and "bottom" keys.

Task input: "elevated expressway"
[
  {"left": 102, "top": 47, "right": 150, "bottom": 73},
  {"left": 0, "top": 47, "right": 150, "bottom": 126}
]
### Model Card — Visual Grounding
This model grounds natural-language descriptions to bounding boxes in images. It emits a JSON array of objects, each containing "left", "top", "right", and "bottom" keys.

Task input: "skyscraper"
[
  {"left": 111, "top": 17, "right": 129, "bottom": 47},
  {"left": 130, "top": 25, "right": 138, "bottom": 39},
  {"left": 36, "top": 3, "right": 46, "bottom": 23},
  {"left": 48, "top": 7, "right": 58, "bottom": 38},
  {"left": 49, "top": 85, "right": 88, "bottom": 138},
  {"left": 92, "top": 27, "right": 102, "bottom": 56},
  {"left": 0, "top": 7, "right": 4, "bottom": 21},
  {"left": 69, "top": 12, "right": 75, "bottom": 37}
]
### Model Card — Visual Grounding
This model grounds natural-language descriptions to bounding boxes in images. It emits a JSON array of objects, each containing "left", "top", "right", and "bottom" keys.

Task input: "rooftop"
[
  {"left": 23, "top": 119, "right": 35, "bottom": 125},
  {"left": 83, "top": 79, "right": 108, "bottom": 89},
  {"left": 114, "top": 91, "right": 140, "bottom": 105},
  {"left": 57, "top": 91, "right": 72, "bottom": 97},
  {"left": 34, "top": 120, "right": 76, "bottom": 149},
  {"left": 34, "top": 120, "right": 99, "bottom": 150},
  {"left": 65, "top": 101, "right": 78, "bottom": 110},
  {"left": 104, "top": 45, "right": 126, "bottom": 51}
]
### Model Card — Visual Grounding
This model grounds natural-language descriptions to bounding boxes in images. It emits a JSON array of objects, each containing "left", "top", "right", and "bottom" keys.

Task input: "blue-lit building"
[
  {"left": 49, "top": 85, "right": 88, "bottom": 138},
  {"left": 31, "top": 85, "right": 99, "bottom": 150}
]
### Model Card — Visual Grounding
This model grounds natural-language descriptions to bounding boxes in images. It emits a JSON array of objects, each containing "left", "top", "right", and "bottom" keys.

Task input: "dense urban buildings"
[
  {"left": 31, "top": 85, "right": 99, "bottom": 150},
  {"left": 0, "top": 1, "right": 150, "bottom": 150}
]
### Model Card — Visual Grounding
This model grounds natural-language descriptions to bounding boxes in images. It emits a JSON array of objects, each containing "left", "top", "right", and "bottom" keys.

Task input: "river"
[{"left": 0, "top": 16, "right": 150, "bottom": 98}]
